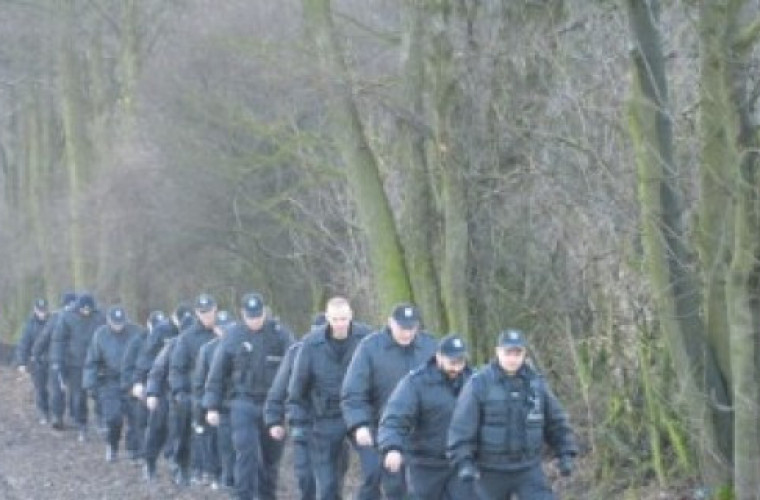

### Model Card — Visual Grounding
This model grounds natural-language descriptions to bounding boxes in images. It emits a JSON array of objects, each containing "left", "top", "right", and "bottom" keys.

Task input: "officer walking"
[
  {"left": 169, "top": 293, "right": 217, "bottom": 485},
  {"left": 50, "top": 292, "right": 106, "bottom": 440},
  {"left": 341, "top": 302, "right": 437, "bottom": 499},
  {"left": 122, "top": 310, "right": 166, "bottom": 462},
  {"left": 83, "top": 305, "right": 141, "bottom": 462},
  {"left": 33, "top": 292, "right": 77, "bottom": 430},
  {"left": 192, "top": 309, "right": 235, "bottom": 489},
  {"left": 264, "top": 313, "right": 326, "bottom": 500},
  {"left": 378, "top": 334, "right": 474, "bottom": 500},
  {"left": 143, "top": 320, "right": 181, "bottom": 482},
  {"left": 287, "top": 299, "right": 372, "bottom": 500},
  {"left": 204, "top": 292, "right": 294, "bottom": 500},
  {"left": 447, "top": 329, "right": 578, "bottom": 500},
  {"left": 15, "top": 298, "right": 50, "bottom": 424}
]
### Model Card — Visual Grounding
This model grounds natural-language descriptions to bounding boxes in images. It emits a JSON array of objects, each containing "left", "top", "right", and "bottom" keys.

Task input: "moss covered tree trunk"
[
  {"left": 58, "top": 0, "right": 88, "bottom": 289},
  {"left": 625, "top": 0, "right": 731, "bottom": 485},
  {"left": 302, "top": 0, "right": 412, "bottom": 315},
  {"left": 396, "top": 1, "right": 445, "bottom": 332},
  {"left": 428, "top": 1, "right": 470, "bottom": 338}
]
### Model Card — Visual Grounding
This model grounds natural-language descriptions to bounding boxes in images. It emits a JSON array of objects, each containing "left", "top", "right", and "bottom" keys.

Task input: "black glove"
[
  {"left": 558, "top": 455, "right": 574, "bottom": 477},
  {"left": 457, "top": 460, "right": 480, "bottom": 482}
]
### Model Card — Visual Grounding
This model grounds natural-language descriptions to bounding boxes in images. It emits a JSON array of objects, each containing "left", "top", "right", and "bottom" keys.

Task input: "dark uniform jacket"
[
  {"left": 135, "top": 321, "right": 178, "bottom": 385},
  {"left": 146, "top": 337, "right": 178, "bottom": 398},
  {"left": 83, "top": 323, "right": 140, "bottom": 390},
  {"left": 341, "top": 327, "right": 437, "bottom": 433},
  {"left": 168, "top": 320, "right": 215, "bottom": 398},
  {"left": 32, "top": 310, "right": 64, "bottom": 364},
  {"left": 51, "top": 309, "right": 106, "bottom": 369},
  {"left": 264, "top": 341, "right": 302, "bottom": 428},
  {"left": 193, "top": 337, "right": 221, "bottom": 418},
  {"left": 16, "top": 314, "right": 48, "bottom": 366},
  {"left": 447, "top": 362, "right": 577, "bottom": 471},
  {"left": 121, "top": 328, "right": 147, "bottom": 391},
  {"left": 203, "top": 319, "right": 294, "bottom": 410},
  {"left": 378, "top": 357, "right": 472, "bottom": 465},
  {"left": 288, "top": 322, "right": 372, "bottom": 426}
]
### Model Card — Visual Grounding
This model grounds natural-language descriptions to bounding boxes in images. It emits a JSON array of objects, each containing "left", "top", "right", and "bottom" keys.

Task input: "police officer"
[
  {"left": 169, "top": 293, "right": 217, "bottom": 485},
  {"left": 265, "top": 312, "right": 326, "bottom": 500},
  {"left": 16, "top": 298, "right": 50, "bottom": 424},
  {"left": 50, "top": 292, "right": 106, "bottom": 440},
  {"left": 289, "top": 300, "right": 374, "bottom": 500},
  {"left": 378, "top": 334, "right": 474, "bottom": 500},
  {"left": 122, "top": 310, "right": 165, "bottom": 462},
  {"left": 143, "top": 320, "right": 181, "bottom": 482},
  {"left": 193, "top": 310, "right": 235, "bottom": 489},
  {"left": 83, "top": 305, "right": 140, "bottom": 462},
  {"left": 204, "top": 292, "right": 294, "bottom": 500},
  {"left": 33, "top": 292, "right": 77, "bottom": 430},
  {"left": 447, "top": 329, "right": 578, "bottom": 500},
  {"left": 341, "top": 302, "right": 437, "bottom": 499}
]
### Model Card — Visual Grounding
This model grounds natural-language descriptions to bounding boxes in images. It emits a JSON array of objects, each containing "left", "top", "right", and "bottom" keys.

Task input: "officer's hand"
[
  {"left": 206, "top": 410, "right": 220, "bottom": 427},
  {"left": 383, "top": 450, "right": 403, "bottom": 473},
  {"left": 458, "top": 461, "right": 480, "bottom": 482},
  {"left": 558, "top": 455, "right": 574, "bottom": 477},
  {"left": 355, "top": 426, "right": 373, "bottom": 447},
  {"left": 146, "top": 396, "right": 158, "bottom": 411},
  {"left": 269, "top": 425, "right": 286, "bottom": 441},
  {"left": 131, "top": 383, "right": 145, "bottom": 399}
]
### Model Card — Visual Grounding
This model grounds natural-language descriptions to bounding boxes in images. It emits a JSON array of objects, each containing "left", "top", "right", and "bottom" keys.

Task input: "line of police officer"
[{"left": 16, "top": 291, "right": 578, "bottom": 500}]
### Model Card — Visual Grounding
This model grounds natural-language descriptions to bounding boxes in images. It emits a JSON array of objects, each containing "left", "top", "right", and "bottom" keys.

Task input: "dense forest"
[{"left": 1, "top": 1, "right": 759, "bottom": 498}]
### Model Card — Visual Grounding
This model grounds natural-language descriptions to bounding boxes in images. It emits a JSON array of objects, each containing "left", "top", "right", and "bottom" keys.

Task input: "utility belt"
[
  {"left": 232, "top": 392, "right": 267, "bottom": 404},
  {"left": 477, "top": 449, "right": 540, "bottom": 463}
]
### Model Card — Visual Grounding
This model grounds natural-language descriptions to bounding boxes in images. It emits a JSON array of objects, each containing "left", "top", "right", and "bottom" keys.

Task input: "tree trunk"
[
  {"left": 726, "top": 14, "right": 760, "bottom": 495},
  {"left": 625, "top": 0, "right": 731, "bottom": 484},
  {"left": 428, "top": 1, "right": 470, "bottom": 337},
  {"left": 302, "top": 0, "right": 412, "bottom": 315},
  {"left": 396, "top": 0, "right": 446, "bottom": 332},
  {"left": 58, "top": 0, "right": 88, "bottom": 289}
]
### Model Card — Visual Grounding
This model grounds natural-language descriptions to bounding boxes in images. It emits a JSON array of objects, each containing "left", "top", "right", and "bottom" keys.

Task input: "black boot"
[
  {"left": 143, "top": 461, "right": 157, "bottom": 482},
  {"left": 105, "top": 444, "right": 118, "bottom": 463}
]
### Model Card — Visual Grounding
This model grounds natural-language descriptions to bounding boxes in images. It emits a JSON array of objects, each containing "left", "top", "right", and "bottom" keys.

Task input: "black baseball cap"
[
  {"left": 108, "top": 305, "right": 127, "bottom": 326},
  {"left": 498, "top": 329, "right": 526, "bottom": 348},
  {"left": 194, "top": 293, "right": 217, "bottom": 313},
  {"left": 241, "top": 293, "right": 264, "bottom": 318},
  {"left": 391, "top": 303, "right": 420, "bottom": 329},
  {"left": 438, "top": 334, "right": 468, "bottom": 360}
]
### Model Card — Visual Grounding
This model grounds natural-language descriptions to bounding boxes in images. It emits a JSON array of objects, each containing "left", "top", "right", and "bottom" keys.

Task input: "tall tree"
[
  {"left": 302, "top": 0, "right": 413, "bottom": 313},
  {"left": 625, "top": 0, "right": 731, "bottom": 485}
]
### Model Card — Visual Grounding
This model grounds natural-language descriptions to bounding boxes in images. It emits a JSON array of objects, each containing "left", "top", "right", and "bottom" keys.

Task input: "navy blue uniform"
[
  {"left": 265, "top": 341, "right": 315, "bottom": 500},
  {"left": 51, "top": 308, "right": 106, "bottom": 430},
  {"left": 83, "top": 323, "right": 139, "bottom": 452},
  {"left": 288, "top": 323, "right": 372, "bottom": 500},
  {"left": 204, "top": 319, "right": 294, "bottom": 500},
  {"left": 341, "top": 327, "right": 437, "bottom": 499},
  {"left": 192, "top": 337, "right": 223, "bottom": 483},
  {"left": 144, "top": 335, "right": 178, "bottom": 477},
  {"left": 168, "top": 320, "right": 215, "bottom": 480},
  {"left": 447, "top": 362, "right": 577, "bottom": 500},
  {"left": 121, "top": 329, "right": 149, "bottom": 459},
  {"left": 16, "top": 312, "right": 49, "bottom": 420},
  {"left": 378, "top": 357, "right": 473, "bottom": 500},
  {"left": 34, "top": 311, "right": 66, "bottom": 425},
  {"left": 135, "top": 320, "right": 178, "bottom": 386}
]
